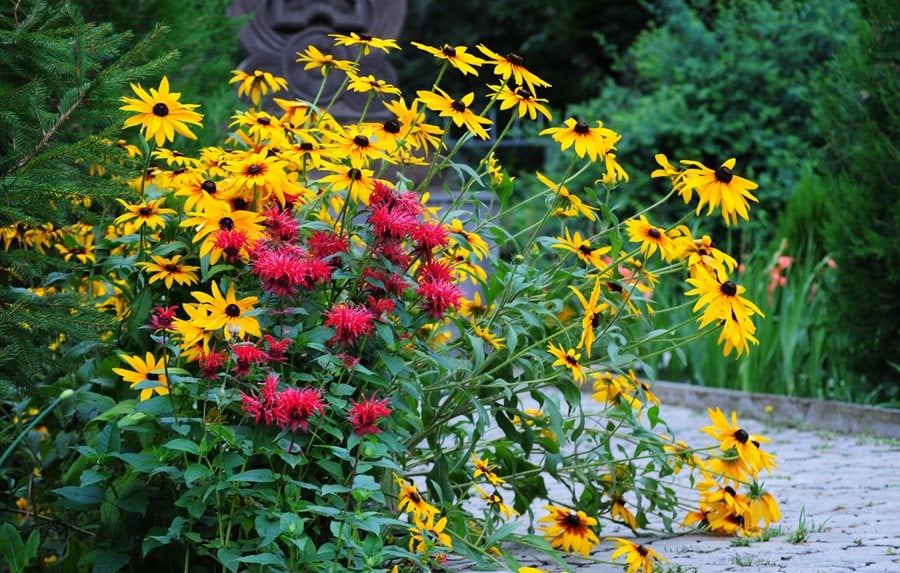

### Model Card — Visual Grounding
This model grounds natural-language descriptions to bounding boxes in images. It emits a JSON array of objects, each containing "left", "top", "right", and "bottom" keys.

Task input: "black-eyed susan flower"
[
  {"left": 701, "top": 408, "right": 772, "bottom": 472},
  {"left": 590, "top": 371, "right": 641, "bottom": 410},
  {"left": 112, "top": 352, "right": 169, "bottom": 401},
  {"left": 489, "top": 83, "right": 552, "bottom": 121},
  {"left": 408, "top": 513, "right": 452, "bottom": 553},
  {"left": 225, "top": 149, "right": 291, "bottom": 204},
  {"left": 228, "top": 69, "right": 288, "bottom": 105},
  {"left": 54, "top": 231, "right": 95, "bottom": 265},
  {"left": 607, "top": 537, "right": 667, "bottom": 573},
  {"left": 295, "top": 44, "right": 356, "bottom": 75},
  {"left": 393, "top": 472, "right": 438, "bottom": 519},
  {"left": 540, "top": 118, "right": 618, "bottom": 162},
  {"left": 137, "top": 254, "right": 200, "bottom": 288},
  {"left": 120, "top": 76, "right": 203, "bottom": 146},
  {"left": 477, "top": 44, "right": 550, "bottom": 94},
  {"left": 191, "top": 281, "right": 261, "bottom": 339},
  {"left": 229, "top": 110, "right": 288, "bottom": 147},
  {"left": 536, "top": 171, "right": 598, "bottom": 221},
  {"left": 472, "top": 485, "right": 519, "bottom": 519},
  {"left": 538, "top": 505, "right": 599, "bottom": 556},
  {"left": 674, "top": 227, "right": 738, "bottom": 278},
  {"left": 717, "top": 312, "right": 759, "bottom": 357},
  {"left": 457, "top": 291, "right": 492, "bottom": 321},
  {"left": 552, "top": 228, "right": 610, "bottom": 271},
  {"left": 704, "top": 449, "right": 752, "bottom": 485},
  {"left": 171, "top": 303, "right": 211, "bottom": 359},
  {"left": 650, "top": 153, "right": 685, "bottom": 191},
  {"left": 473, "top": 325, "right": 505, "bottom": 350},
  {"left": 611, "top": 496, "right": 638, "bottom": 531},
  {"left": 322, "top": 124, "right": 384, "bottom": 166},
  {"left": 547, "top": 342, "right": 586, "bottom": 385},
  {"left": 114, "top": 197, "right": 176, "bottom": 231},
  {"left": 685, "top": 267, "right": 764, "bottom": 331},
  {"left": 416, "top": 87, "right": 493, "bottom": 140},
  {"left": 383, "top": 97, "right": 444, "bottom": 152},
  {"left": 471, "top": 455, "right": 504, "bottom": 485},
  {"left": 625, "top": 215, "right": 680, "bottom": 262},
  {"left": 447, "top": 219, "right": 490, "bottom": 260},
  {"left": 410, "top": 42, "right": 485, "bottom": 76},
  {"left": 680, "top": 158, "right": 759, "bottom": 226},
  {"left": 746, "top": 481, "right": 781, "bottom": 528},
  {"left": 318, "top": 162, "right": 377, "bottom": 204},
  {"left": 347, "top": 73, "right": 401, "bottom": 97},
  {"left": 329, "top": 32, "right": 400, "bottom": 55},
  {"left": 152, "top": 148, "right": 199, "bottom": 168},
  {"left": 569, "top": 277, "right": 608, "bottom": 357},
  {"left": 181, "top": 203, "right": 265, "bottom": 264}
]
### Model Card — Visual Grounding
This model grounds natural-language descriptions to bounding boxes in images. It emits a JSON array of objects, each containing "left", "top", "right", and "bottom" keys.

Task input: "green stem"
[{"left": 0, "top": 390, "right": 74, "bottom": 468}]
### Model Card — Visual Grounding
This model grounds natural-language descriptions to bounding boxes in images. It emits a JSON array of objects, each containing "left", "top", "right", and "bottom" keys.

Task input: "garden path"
[{"left": 493, "top": 401, "right": 900, "bottom": 573}]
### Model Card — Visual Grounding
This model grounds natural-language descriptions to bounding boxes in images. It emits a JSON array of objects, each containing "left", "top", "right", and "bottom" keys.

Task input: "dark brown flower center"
[
  {"left": 450, "top": 99, "right": 466, "bottom": 113},
  {"left": 163, "top": 263, "right": 179, "bottom": 272},
  {"left": 578, "top": 244, "right": 594, "bottom": 256},
  {"left": 152, "top": 103, "right": 169, "bottom": 117},
  {"left": 299, "top": 142, "right": 314, "bottom": 151},
  {"left": 724, "top": 485, "right": 737, "bottom": 496},
  {"left": 172, "top": 150, "right": 185, "bottom": 157},
  {"left": 409, "top": 491, "right": 421, "bottom": 503},
  {"left": 232, "top": 198, "right": 248, "bottom": 211},
  {"left": 201, "top": 180, "right": 217, "bottom": 193},
  {"left": 720, "top": 281, "right": 738, "bottom": 296},
  {"left": 734, "top": 428, "right": 749, "bottom": 443},
  {"left": 562, "top": 512, "right": 584, "bottom": 529},
  {"left": 247, "top": 164, "right": 262, "bottom": 175},
  {"left": 506, "top": 52, "right": 524, "bottom": 66},
  {"left": 219, "top": 217, "right": 235, "bottom": 231},
  {"left": 353, "top": 135, "right": 370, "bottom": 147},
  {"left": 257, "top": 116, "right": 271, "bottom": 125},
  {"left": 146, "top": 372, "right": 160, "bottom": 381},
  {"left": 515, "top": 87, "right": 533, "bottom": 99},
  {"left": 359, "top": 33, "right": 372, "bottom": 41},
  {"left": 225, "top": 303, "right": 241, "bottom": 317},
  {"left": 648, "top": 228, "right": 661, "bottom": 239},
  {"left": 715, "top": 165, "right": 734, "bottom": 183},
  {"left": 139, "top": 207, "right": 153, "bottom": 216},
  {"left": 383, "top": 118, "right": 401, "bottom": 133},
  {"left": 348, "top": 168, "right": 362, "bottom": 181},
  {"left": 441, "top": 45, "right": 457, "bottom": 57},
  {"left": 574, "top": 121, "right": 590, "bottom": 134},
  {"left": 591, "top": 312, "right": 602, "bottom": 328},
  {"left": 637, "top": 545, "right": 649, "bottom": 557},
  {"left": 173, "top": 167, "right": 187, "bottom": 175},
  {"left": 564, "top": 354, "right": 579, "bottom": 367}
]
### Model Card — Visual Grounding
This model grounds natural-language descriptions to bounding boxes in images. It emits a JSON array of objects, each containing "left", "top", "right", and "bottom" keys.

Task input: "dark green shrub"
[{"left": 814, "top": 0, "right": 900, "bottom": 401}]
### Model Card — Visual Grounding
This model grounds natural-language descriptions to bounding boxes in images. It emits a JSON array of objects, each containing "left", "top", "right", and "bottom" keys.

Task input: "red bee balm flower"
[
  {"left": 324, "top": 303, "right": 375, "bottom": 346},
  {"left": 274, "top": 387, "right": 325, "bottom": 432},
  {"left": 417, "top": 279, "right": 462, "bottom": 319},
  {"left": 347, "top": 394, "right": 391, "bottom": 435}
]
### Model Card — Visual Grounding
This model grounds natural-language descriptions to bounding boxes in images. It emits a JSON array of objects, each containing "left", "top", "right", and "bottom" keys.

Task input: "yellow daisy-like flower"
[
  {"left": 410, "top": 42, "right": 485, "bottom": 76},
  {"left": 447, "top": 219, "right": 490, "bottom": 260},
  {"left": 569, "top": 277, "right": 609, "bottom": 358},
  {"left": 589, "top": 371, "right": 641, "bottom": 410},
  {"left": 674, "top": 226, "right": 738, "bottom": 279},
  {"left": 180, "top": 203, "right": 265, "bottom": 264},
  {"left": 408, "top": 513, "right": 452, "bottom": 553},
  {"left": 54, "top": 231, "right": 95, "bottom": 265},
  {"left": 650, "top": 153, "right": 685, "bottom": 191},
  {"left": 322, "top": 124, "right": 384, "bottom": 166},
  {"left": 171, "top": 303, "right": 211, "bottom": 358},
  {"left": 473, "top": 324, "right": 505, "bottom": 350},
  {"left": 112, "top": 352, "right": 169, "bottom": 401},
  {"left": 747, "top": 481, "right": 781, "bottom": 528},
  {"left": 114, "top": 197, "right": 176, "bottom": 231},
  {"left": 625, "top": 215, "right": 680, "bottom": 262},
  {"left": 393, "top": 473, "right": 438, "bottom": 519},
  {"left": 607, "top": 537, "right": 667, "bottom": 573},
  {"left": 329, "top": 32, "right": 400, "bottom": 55},
  {"left": 416, "top": 87, "right": 493, "bottom": 140},
  {"left": 317, "top": 162, "right": 378, "bottom": 204},
  {"left": 701, "top": 407, "right": 772, "bottom": 472},
  {"left": 471, "top": 455, "right": 504, "bottom": 485},
  {"left": 537, "top": 505, "right": 599, "bottom": 556},
  {"left": 611, "top": 497, "right": 638, "bottom": 531},
  {"left": 489, "top": 83, "right": 552, "bottom": 121},
  {"left": 552, "top": 228, "right": 610, "bottom": 271},
  {"left": 685, "top": 267, "right": 764, "bottom": 331},
  {"left": 136, "top": 254, "right": 200, "bottom": 289},
  {"left": 476, "top": 44, "right": 550, "bottom": 95},
  {"left": 120, "top": 76, "right": 203, "bottom": 146},
  {"left": 228, "top": 69, "right": 288, "bottom": 105},
  {"left": 383, "top": 97, "right": 444, "bottom": 152},
  {"left": 229, "top": 110, "right": 288, "bottom": 147},
  {"left": 540, "top": 118, "right": 619, "bottom": 162},
  {"left": 457, "top": 291, "right": 492, "bottom": 321},
  {"left": 547, "top": 342, "right": 586, "bottom": 385},
  {"left": 679, "top": 158, "right": 759, "bottom": 226},
  {"left": 472, "top": 485, "right": 519, "bottom": 519},
  {"left": 346, "top": 73, "right": 401, "bottom": 97},
  {"left": 717, "top": 311, "right": 759, "bottom": 358},
  {"left": 191, "top": 281, "right": 261, "bottom": 339},
  {"left": 295, "top": 44, "right": 355, "bottom": 75},
  {"left": 225, "top": 149, "right": 291, "bottom": 205},
  {"left": 536, "top": 171, "right": 598, "bottom": 221}
]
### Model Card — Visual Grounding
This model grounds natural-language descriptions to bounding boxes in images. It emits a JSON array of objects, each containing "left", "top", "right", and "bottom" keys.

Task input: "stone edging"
[{"left": 644, "top": 381, "right": 900, "bottom": 439}]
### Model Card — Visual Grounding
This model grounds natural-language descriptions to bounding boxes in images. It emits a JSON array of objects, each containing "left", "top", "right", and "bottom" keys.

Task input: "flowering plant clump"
[{"left": 2, "top": 33, "right": 780, "bottom": 572}]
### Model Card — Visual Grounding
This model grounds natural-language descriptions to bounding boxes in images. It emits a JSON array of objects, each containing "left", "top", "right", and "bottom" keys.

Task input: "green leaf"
[
  {"left": 0, "top": 523, "right": 38, "bottom": 573},
  {"left": 255, "top": 514, "right": 281, "bottom": 548},
  {"left": 162, "top": 438, "right": 201, "bottom": 456},
  {"left": 94, "top": 421, "right": 120, "bottom": 454},
  {"left": 238, "top": 553, "right": 284, "bottom": 565},
  {"left": 52, "top": 486, "right": 104, "bottom": 509},
  {"left": 216, "top": 547, "right": 240, "bottom": 573},
  {"left": 228, "top": 469, "right": 275, "bottom": 483},
  {"left": 379, "top": 352, "right": 405, "bottom": 376},
  {"left": 90, "top": 550, "right": 130, "bottom": 573},
  {"left": 184, "top": 464, "right": 212, "bottom": 485}
]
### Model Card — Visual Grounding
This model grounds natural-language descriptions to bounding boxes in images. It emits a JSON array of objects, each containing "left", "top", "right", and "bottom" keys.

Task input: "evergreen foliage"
[
  {"left": 815, "top": 0, "right": 900, "bottom": 399},
  {"left": 0, "top": 0, "right": 170, "bottom": 394}
]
